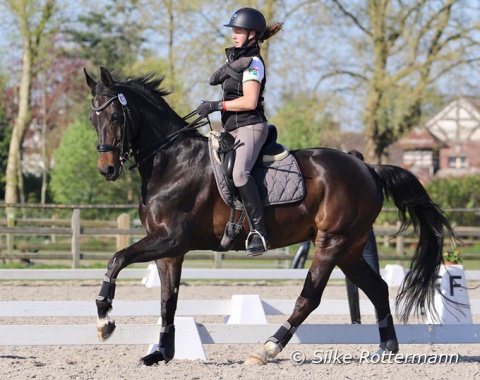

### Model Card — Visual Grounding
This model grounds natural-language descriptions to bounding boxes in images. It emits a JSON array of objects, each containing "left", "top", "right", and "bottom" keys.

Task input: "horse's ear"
[
  {"left": 84, "top": 68, "right": 97, "bottom": 93},
  {"left": 100, "top": 67, "right": 115, "bottom": 90}
]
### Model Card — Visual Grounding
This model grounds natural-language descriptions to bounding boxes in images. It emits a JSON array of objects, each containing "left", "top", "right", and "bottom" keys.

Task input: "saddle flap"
[{"left": 207, "top": 132, "right": 305, "bottom": 209}]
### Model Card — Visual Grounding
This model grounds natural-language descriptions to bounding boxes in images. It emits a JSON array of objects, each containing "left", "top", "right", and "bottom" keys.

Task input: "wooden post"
[
  {"left": 214, "top": 252, "right": 222, "bottom": 268},
  {"left": 6, "top": 213, "right": 15, "bottom": 262},
  {"left": 396, "top": 221, "right": 404, "bottom": 260},
  {"left": 71, "top": 208, "right": 80, "bottom": 269},
  {"left": 51, "top": 214, "right": 57, "bottom": 244},
  {"left": 117, "top": 213, "right": 130, "bottom": 251}
]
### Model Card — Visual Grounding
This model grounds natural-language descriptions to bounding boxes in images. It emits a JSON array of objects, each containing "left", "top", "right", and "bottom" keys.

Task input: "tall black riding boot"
[{"left": 237, "top": 177, "right": 270, "bottom": 256}]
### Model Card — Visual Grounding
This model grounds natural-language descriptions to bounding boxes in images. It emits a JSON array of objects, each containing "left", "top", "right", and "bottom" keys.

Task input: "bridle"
[
  {"left": 91, "top": 91, "right": 210, "bottom": 171},
  {"left": 91, "top": 92, "right": 132, "bottom": 165}
]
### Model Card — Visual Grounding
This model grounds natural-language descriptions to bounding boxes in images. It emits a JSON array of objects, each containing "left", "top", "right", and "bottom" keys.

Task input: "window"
[{"left": 448, "top": 156, "right": 467, "bottom": 168}]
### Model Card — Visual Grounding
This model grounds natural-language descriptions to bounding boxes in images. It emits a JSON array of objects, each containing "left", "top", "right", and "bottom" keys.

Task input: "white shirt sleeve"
[{"left": 242, "top": 57, "right": 264, "bottom": 83}]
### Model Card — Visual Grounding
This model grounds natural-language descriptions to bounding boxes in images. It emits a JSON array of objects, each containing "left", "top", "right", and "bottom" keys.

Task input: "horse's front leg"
[
  {"left": 96, "top": 271, "right": 117, "bottom": 341},
  {"left": 140, "top": 256, "right": 184, "bottom": 366},
  {"left": 246, "top": 247, "right": 336, "bottom": 364},
  {"left": 96, "top": 233, "right": 185, "bottom": 341}
]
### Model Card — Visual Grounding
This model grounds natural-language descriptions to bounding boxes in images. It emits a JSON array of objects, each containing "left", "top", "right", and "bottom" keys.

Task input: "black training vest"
[{"left": 220, "top": 45, "right": 267, "bottom": 132}]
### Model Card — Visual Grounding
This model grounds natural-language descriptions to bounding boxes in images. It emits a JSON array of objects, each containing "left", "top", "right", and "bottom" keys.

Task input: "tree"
[
  {"left": 426, "top": 175, "right": 480, "bottom": 225},
  {"left": 3, "top": 0, "right": 56, "bottom": 213},
  {"left": 270, "top": 91, "right": 338, "bottom": 149},
  {"left": 31, "top": 54, "right": 87, "bottom": 204},
  {"left": 138, "top": 0, "right": 286, "bottom": 113},
  {"left": 67, "top": 0, "right": 146, "bottom": 78},
  {"left": 317, "top": 0, "right": 480, "bottom": 163},
  {"left": 49, "top": 117, "right": 141, "bottom": 210},
  {"left": 0, "top": 72, "right": 13, "bottom": 195},
  {"left": 0, "top": 108, "right": 13, "bottom": 200}
]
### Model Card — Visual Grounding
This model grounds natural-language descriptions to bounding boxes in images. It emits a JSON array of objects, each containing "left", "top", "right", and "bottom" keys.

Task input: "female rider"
[{"left": 196, "top": 8, "right": 283, "bottom": 256}]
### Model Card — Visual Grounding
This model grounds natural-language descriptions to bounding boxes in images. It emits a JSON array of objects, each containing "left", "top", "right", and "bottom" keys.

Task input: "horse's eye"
[{"left": 111, "top": 113, "right": 119, "bottom": 122}]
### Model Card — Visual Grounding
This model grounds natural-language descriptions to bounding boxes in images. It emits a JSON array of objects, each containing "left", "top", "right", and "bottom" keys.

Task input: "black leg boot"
[{"left": 237, "top": 177, "right": 270, "bottom": 256}]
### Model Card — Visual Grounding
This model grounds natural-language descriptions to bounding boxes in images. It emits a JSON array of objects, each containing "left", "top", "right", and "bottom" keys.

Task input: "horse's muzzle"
[{"left": 97, "top": 152, "right": 122, "bottom": 181}]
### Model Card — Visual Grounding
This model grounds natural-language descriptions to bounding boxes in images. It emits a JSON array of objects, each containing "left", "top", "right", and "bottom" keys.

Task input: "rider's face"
[{"left": 232, "top": 27, "right": 255, "bottom": 47}]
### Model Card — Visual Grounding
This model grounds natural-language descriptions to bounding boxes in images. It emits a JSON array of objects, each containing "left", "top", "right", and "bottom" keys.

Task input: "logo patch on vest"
[{"left": 249, "top": 67, "right": 259, "bottom": 76}]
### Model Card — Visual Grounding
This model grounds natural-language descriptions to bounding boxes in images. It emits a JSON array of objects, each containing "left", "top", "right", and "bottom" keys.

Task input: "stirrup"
[{"left": 245, "top": 230, "right": 269, "bottom": 256}]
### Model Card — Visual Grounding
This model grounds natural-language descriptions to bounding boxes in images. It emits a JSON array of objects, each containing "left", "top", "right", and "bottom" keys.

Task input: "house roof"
[
  {"left": 423, "top": 96, "right": 480, "bottom": 142},
  {"left": 396, "top": 127, "right": 444, "bottom": 150},
  {"left": 397, "top": 95, "right": 480, "bottom": 149},
  {"left": 463, "top": 96, "right": 480, "bottom": 110}
]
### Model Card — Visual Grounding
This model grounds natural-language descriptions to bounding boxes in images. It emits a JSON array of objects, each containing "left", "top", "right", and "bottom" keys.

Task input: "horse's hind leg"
[
  {"left": 340, "top": 255, "right": 399, "bottom": 354},
  {"left": 246, "top": 244, "right": 337, "bottom": 364},
  {"left": 140, "top": 256, "right": 184, "bottom": 366}
]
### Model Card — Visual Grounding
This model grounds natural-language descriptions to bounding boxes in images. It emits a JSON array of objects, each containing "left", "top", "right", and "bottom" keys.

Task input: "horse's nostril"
[
  {"left": 98, "top": 165, "right": 117, "bottom": 180},
  {"left": 107, "top": 166, "right": 116, "bottom": 177}
]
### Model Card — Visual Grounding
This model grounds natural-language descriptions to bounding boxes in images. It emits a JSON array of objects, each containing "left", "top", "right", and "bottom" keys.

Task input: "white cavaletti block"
[
  {"left": 146, "top": 317, "right": 206, "bottom": 360},
  {"left": 226, "top": 294, "right": 268, "bottom": 324},
  {"left": 426, "top": 264, "right": 472, "bottom": 324},
  {"left": 383, "top": 264, "right": 406, "bottom": 287},
  {"left": 142, "top": 263, "right": 160, "bottom": 287}
]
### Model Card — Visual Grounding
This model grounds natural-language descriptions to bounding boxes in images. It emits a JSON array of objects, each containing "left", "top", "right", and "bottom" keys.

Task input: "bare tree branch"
[{"left": 330, "top": 0, "right": 371, "bottom": 36}]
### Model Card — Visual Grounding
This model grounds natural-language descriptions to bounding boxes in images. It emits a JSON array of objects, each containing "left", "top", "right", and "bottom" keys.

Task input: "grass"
[{"left": 0, "top": 261, "right": 71, "bottom": 269}]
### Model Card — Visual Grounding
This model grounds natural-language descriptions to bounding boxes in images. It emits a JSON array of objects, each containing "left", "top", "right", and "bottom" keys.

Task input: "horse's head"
[{"left": 84, "top": 67, "right": 129, "bottom": 181}]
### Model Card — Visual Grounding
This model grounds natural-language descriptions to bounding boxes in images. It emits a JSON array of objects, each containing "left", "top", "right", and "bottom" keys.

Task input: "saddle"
[
  {"left": 217, "top": 125, "right": 289, "bottom": 201},
  {"left": 208, "top": 125, "right": 305, "bottom": 250}
]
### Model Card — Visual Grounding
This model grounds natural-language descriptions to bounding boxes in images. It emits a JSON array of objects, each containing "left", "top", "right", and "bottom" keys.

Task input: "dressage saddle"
[{"left": 218, "top": 124, "right": 286, "bottom": 199}]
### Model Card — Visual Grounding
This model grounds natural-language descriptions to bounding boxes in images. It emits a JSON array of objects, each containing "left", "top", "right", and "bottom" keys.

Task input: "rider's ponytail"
[{"left": 260, "top": 22, "right": 284, "bottom": 42}]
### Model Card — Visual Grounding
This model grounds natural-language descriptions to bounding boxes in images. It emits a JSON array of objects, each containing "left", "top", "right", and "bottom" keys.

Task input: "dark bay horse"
[{"left": 84, "top": 67, "right": 455, "bottom": 366}]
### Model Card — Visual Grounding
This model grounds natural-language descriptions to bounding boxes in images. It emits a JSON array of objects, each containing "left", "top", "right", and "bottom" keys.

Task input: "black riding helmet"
[{"left": 224, "top": 7, "right": 266, "bottom": 43}]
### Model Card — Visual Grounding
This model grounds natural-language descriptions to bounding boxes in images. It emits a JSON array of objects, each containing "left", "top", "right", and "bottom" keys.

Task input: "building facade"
[{"left": 396, "top": 97, "right": 480, "bottom": 182}]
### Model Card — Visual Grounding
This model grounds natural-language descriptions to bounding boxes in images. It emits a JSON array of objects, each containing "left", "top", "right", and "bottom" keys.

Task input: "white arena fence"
[
  {"left": 1, "top": 266, "right": 479, "bottom": 360},
  {"left": 0, "top": 294, "right": 479, "bottom": 360},
  {"left": 2, "top": 266, "right": 480, "bottom": 282}
]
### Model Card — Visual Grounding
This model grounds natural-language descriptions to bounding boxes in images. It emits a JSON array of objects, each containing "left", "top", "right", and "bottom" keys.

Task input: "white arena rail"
[
  {"left": 1, "top": 267, "right": 479, "bottom": 282},
  {"left": 1, "top": 265, "right": 478, "bottom": 360},
  {"left": 1, "top": 323, "right": 479, "bottom": 346},
  {"left": 0, "top": 267, "right": 327, "bottom": 281},
  {"left": 1, "top": 299, "right": 479, "bottom": 318},
  {"left": 1, "top": 294, "right": 479, "bottom": 360}
]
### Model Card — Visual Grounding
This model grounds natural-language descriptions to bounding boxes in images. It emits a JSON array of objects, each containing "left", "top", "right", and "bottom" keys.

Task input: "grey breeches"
[{"left": 229, "top": 122, "right": 269, "bottom": 187}]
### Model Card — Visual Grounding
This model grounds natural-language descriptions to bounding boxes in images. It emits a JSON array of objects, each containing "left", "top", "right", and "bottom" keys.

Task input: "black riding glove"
[{"left": 196, "top": 100, "right": 223, "bottom": 117}]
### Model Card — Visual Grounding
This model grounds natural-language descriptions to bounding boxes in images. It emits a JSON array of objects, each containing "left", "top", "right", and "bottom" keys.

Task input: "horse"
[{"left": 84, "top": 67, "right": 455, "bottom": 366}]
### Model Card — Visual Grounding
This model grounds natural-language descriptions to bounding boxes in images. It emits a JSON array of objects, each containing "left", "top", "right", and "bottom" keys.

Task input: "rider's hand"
[{"left": 196, "top": 100, "right": 223, "bottom": 117}]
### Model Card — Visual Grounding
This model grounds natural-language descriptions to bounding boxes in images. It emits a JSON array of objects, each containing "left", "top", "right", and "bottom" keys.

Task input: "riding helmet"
[{"left": 223, "top": 8, "right": 267, "bottom": 39}]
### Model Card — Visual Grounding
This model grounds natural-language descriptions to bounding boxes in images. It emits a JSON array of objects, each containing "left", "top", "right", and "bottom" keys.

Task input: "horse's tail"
[{"left": 372, "top": 164, "right": 456, "bottom": 322}]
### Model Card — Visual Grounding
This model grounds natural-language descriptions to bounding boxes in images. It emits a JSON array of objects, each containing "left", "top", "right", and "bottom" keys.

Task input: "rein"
[
  {"left": 91, "top": 92, "right": 210, "bottom": 171},
  {"left": 128, "top": 111, "right": 210, "bottom": 170}
]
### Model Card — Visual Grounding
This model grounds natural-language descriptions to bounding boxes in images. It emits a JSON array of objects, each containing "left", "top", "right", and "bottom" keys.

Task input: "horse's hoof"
[
  {"left": 386, "top": 339, "right": 399, "bottom": 354},
  {"left": 139, "top": 351, "right": 169, "bottom": 366},
  {"left": 97, "top": 320, "right": 116, "bottom": 341},
  {"left": 244, "top": 354, "right": 267, "bottom": 365}
]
